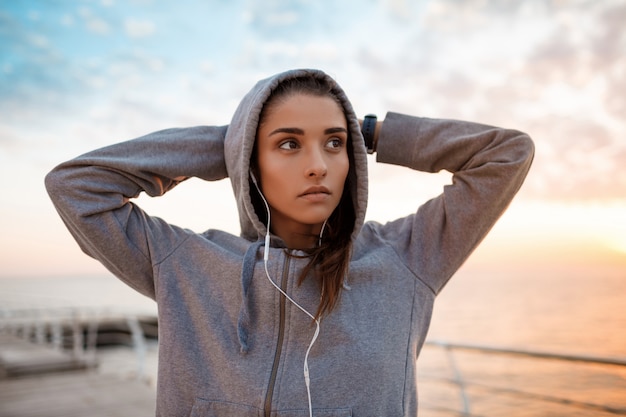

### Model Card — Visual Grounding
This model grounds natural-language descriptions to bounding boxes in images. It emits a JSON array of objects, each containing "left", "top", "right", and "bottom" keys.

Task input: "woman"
[{"left": 46, "top": 69, "right": 534, "bottom": 416}]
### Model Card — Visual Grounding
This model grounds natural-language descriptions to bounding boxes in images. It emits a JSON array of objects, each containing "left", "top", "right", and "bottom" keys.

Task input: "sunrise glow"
[{"left": 0, "top": 1, "right": 624, "bottom": 280}]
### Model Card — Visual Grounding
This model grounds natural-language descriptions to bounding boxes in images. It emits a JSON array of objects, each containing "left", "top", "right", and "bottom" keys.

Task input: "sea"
[{"left": 1, "top": 263, "right": 625, "bottom": 417}]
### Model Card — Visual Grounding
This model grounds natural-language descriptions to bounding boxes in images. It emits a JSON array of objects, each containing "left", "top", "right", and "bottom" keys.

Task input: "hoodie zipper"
[{"left": 264, "top": 253, "right": 291, "bottom": 416}]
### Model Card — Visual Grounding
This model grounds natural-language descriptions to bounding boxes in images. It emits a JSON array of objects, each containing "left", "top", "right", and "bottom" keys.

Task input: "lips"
[{"left": 299, "top": 185, "right": 331, "bottom": 197}]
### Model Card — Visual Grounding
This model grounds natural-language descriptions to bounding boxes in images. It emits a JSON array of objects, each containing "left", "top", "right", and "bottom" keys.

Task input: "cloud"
[
  {"left": 0, "top": 11, "right": 81, "bottom": 119},
  {"left": 78, "top": 7, "right": 111, "bottom": 35},
  {"left": 520, "top": 116, "right": 619, "bottom": 199},
  {"left": 3, "top": 0, "right": 626, "bottom": 282},
  {"left": 505, "top": 1, "right": 626, "bottom": 200},
  {"left": 2, "top": 0, "right": 625, "bottom": 204},
  {"left": 124, "top": 18, "right": 155, "bottom": 38},
  {"left": 369, "top": 0, "right": 626, "bottom": 201}
]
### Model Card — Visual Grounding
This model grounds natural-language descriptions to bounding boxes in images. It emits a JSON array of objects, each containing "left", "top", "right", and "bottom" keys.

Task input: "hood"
[{"left": 223, "top": 68, "right": 369, "bottom": 244}]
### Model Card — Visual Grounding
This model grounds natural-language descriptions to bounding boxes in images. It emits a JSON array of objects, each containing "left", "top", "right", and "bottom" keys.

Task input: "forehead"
[{"left": 260, "top": 93, "right": 347, "bottom": 130}]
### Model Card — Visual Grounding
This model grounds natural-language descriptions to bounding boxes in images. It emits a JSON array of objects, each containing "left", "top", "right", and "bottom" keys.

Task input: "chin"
[{"left": 296, "top": 212, "right": 333, "bottom": 227}]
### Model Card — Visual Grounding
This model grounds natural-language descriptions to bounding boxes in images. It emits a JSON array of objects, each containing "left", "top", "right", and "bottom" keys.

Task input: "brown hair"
[{"left": 252, "top": 75, "right": 356, "bottom": 319}]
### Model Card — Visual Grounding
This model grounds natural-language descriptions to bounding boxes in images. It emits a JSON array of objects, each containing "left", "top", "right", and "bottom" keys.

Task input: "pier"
[
  {"left": 0, "top": 308, "right": 157, "bottom": 417},
  {"left": 2, "top": 306, "right": 626, "bottom": 416}
]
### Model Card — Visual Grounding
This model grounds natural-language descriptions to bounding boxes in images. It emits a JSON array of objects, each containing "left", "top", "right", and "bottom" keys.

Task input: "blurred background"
[{"left": 1, "top": 0, "right": 625, "bottom": 415}]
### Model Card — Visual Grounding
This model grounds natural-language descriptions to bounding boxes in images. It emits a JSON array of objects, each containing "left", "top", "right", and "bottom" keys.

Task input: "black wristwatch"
[{"left": 362, "top": 114, "right": 377, "bottom": 154}]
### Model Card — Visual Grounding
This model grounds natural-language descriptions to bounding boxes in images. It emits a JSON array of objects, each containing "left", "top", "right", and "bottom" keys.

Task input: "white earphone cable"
[{"left": 251, "top": 172, "right": 320, "bottom": 417}]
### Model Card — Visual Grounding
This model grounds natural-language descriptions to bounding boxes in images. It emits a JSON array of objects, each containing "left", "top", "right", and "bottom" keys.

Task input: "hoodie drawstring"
[{"left": 237, "top": 239, "right": 264, "bottom": 354}]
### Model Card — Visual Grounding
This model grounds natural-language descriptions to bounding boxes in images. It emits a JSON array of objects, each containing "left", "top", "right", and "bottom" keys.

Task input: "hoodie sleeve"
[
  {"left": 373, "top": 112, "right": 534, "bottom": 294},
  {"left": 44, "top": 125, "right": 228, "bottom": 299}
]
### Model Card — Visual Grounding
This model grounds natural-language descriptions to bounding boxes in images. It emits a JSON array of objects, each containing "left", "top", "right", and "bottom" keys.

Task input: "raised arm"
[
  {"left": 369, "top": 112, "right": 534, "bottom": 294},
  {"left": 45, "top": 125, "right": 228, "bottom": 299}
]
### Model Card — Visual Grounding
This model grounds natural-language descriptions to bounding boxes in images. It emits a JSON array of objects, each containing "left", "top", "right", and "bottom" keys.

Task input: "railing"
[
  {"left": 0, "top": 307, "right": 151, "bottom": 380},
  {"left": 4, "top": 308, "right": 625, "bottom": 415},
  {"left": 420, "top": 340, "right": 626, "bottom": 416}
]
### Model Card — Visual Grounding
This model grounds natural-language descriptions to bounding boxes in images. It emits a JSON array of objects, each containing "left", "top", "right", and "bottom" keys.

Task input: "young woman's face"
[{"left": 256, "top": 93, "right": 349, "bottom": 245}]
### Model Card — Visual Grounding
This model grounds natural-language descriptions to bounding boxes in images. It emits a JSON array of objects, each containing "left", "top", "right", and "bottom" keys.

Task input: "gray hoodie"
[{"left": 45, "top": 69, "right": 534, "bottom": 416}]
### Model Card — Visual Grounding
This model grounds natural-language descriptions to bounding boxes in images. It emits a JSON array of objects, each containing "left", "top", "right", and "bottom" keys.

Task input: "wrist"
[{"left": 373, "top": 121, "right": 382, "bottom": 152}]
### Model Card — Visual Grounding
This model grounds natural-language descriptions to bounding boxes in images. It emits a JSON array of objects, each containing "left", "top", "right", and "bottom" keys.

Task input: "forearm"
[
  {"left": 46, "top": 125, "right": 228, "bottom": 205},
  {"left": 375, "top": 112, "right": 534, "bottom": 175}
]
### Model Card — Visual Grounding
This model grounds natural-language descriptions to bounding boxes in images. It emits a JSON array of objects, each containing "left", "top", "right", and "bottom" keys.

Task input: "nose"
[{"left": 305, "top": 147, "right": 327, "bottom": 178}]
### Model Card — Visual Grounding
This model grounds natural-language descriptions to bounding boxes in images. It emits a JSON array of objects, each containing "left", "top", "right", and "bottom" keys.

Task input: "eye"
[
  {"left": 278, "top": 140, "right": 299, "bottom": 150},
  {"left": 326, "top": 137, "right": 345, "bottom": 149}
]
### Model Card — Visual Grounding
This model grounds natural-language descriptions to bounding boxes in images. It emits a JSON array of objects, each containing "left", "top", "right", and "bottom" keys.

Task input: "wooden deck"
[
  {"left": 0, "top": 371, "right": 156, "bottom": 417},
  {"left": 0, "top": 333, "right": 156, "bottom": 417},
  {"left": 0, "top": 334, "right": 94, "bottom": 378}
]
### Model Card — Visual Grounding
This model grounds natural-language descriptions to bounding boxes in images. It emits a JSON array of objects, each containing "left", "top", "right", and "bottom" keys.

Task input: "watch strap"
[{"left": 362, "top": 114, "right": 377, "bottom": 154}]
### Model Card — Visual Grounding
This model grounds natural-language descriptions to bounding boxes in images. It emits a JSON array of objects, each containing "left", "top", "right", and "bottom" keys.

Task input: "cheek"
[
  {"left": 258, "top": 161, "right": 292, "bottom": 203},
  {"left": 335, "top": 154, "right": 350, "bottom": 185},
  {"left": 256, "top": 149, "right": 281, "bottom": 188},
  {"left": 262, "top": 168, "right": 287, "bottom": 192}
]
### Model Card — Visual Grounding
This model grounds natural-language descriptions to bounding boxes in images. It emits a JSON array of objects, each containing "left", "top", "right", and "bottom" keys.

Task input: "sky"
[{"left": 1, "top": 0, "right": 625, "bottom": 278}]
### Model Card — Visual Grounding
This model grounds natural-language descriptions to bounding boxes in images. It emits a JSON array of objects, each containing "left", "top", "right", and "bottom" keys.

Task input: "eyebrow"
[{"left": 268, "top": 127, "right": 348, "bottom": 136}]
